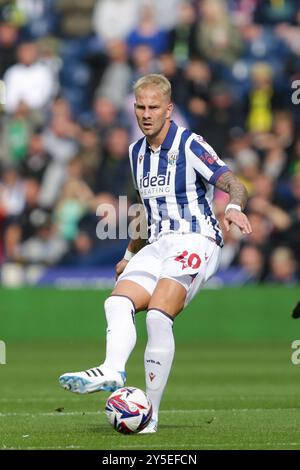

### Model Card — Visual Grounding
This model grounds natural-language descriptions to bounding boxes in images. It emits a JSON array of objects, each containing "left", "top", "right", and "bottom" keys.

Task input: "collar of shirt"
[{"left": 145, "top": 120, "right": 178, "bottom": 153}]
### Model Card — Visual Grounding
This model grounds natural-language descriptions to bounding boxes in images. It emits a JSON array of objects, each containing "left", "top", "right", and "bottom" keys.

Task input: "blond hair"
[{"left": 133, "top": 74, "right": 172, "bottom": 102}]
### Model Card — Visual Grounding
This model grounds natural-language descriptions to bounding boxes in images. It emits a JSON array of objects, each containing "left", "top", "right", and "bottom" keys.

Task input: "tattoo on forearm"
[{"left": 215, "top": 171, "right": 248, "bottom": 210}]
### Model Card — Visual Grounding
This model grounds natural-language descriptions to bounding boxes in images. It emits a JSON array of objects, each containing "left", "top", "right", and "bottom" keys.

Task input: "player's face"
[{"left": 134, "top": 87, "right": 173, "bottom": 143}]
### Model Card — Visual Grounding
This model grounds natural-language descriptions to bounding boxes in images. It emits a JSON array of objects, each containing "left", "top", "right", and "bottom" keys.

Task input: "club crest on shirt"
[
  {"left": 139, "top": 154, "right": 144, "bottom": 163},
  {"left": 167, "top": 150, "right": 178, "bottom": 166}
]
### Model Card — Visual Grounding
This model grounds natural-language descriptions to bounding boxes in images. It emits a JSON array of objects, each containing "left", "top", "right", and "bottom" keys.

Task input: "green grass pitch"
[
  {"left": 1, "top": 340, "right": 300, "bottom": 450},
  {"left": 1, "top": 287, "right": 299, "bottom": 450}
]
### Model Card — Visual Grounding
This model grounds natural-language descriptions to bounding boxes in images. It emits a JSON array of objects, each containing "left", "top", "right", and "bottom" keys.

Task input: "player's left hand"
[{"left": 223, "top": 209, "right": 252, "bottom": 235}]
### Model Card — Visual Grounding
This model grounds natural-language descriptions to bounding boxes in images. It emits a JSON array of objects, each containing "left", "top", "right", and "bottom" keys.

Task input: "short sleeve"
[
  {"left": 188, "top": 135, "right": 230, "bottom": 184},
  {"left": 128, "top": 142, "right": 138, "bottom": 190}
]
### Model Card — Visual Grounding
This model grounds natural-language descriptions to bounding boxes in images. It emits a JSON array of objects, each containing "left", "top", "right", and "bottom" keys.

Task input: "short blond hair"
[{"left": 133, "top": 74, "right": 172, "bottom": 102}]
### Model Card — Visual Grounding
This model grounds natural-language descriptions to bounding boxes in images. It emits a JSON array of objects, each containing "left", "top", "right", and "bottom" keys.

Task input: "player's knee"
[
  {"left": 146, "top": 309, "right": 174, "bottom": 331},
  {"left": 104, "top": 296, "right": 117, "bottom": 313},
  {"left": 104, "top": 295, "right": 135, "bottom": 315},
  {"left": 146, "top": 310, "right": 174, "bottom": 351}
]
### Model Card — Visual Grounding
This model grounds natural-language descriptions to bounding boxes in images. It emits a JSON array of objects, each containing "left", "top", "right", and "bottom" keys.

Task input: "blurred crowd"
[{"left": 0, "top": 0, "right": 300, "bottom": 285}]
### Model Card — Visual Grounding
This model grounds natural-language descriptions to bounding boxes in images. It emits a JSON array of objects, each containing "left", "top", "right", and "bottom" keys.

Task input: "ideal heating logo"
[
  {"left": 139, "top": 171, "right": 172, "bottom": 198},
  {"left": 0, "top": 340, "right": 6, "bottom": 365}
]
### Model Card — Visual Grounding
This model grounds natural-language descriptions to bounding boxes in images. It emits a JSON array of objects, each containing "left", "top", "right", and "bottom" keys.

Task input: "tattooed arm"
[
  {"left": 215, "top": 171, "right": 248, "bottom": 209},
  {"left": 215, "top": 171, "right": 252, "bottom": 234}
]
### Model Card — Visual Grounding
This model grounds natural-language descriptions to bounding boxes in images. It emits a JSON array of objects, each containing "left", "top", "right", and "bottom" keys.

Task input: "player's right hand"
[
  {"left": 223, "top": 208, "right": 252, "bottom": 234},
  {"left": 115, "top": 259, "right": 129, "bottom": 280}
]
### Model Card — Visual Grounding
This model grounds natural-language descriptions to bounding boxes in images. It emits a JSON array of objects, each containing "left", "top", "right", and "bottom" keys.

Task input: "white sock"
[
  {"left": 144, "top": 309, "right": 175, "bottom": 423},
  {"left": 102, "top": 295, "right": 136, "bottom": 373}
]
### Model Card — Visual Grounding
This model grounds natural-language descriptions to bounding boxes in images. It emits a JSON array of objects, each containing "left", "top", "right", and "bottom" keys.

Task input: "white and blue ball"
[{"left": 105, "top": 387, "right": 153, "bottom": 434}]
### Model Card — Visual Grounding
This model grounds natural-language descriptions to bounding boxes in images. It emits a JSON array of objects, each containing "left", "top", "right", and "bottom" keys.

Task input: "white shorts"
[{"left": 117, "top": 233, "right": 221, "bottom": 307}]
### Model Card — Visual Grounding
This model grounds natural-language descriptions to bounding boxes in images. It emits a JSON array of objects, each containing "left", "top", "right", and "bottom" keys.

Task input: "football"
[{"left": 105, "top": 387, "right": 153, "bottom": 434}]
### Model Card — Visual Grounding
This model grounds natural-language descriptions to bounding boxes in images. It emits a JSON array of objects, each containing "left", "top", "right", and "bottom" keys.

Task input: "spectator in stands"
[
  {"left": 240, "top": 22, "right": 288, "bottom": 69},
  {"left": 39, "top": 108, "right": 79, "bottom": 208},
  {"left": 57, "top": 0, "right": 102, "bottom": 118},
  {"left": 0, "top": 166, "right": 26, "bottom": 219},
  {"left": 54, "top": 157, "right": 96, "bottom": 242},
  {"left": 262, "top": 134, "right": 288, "bottom": 180},
  {"left": 253, "top": 0, "right": 300, "bottom": 26},
  {"left": 238, "top": 244, "right": 265, "bottom": 283},
  {"left": 248, "top": 193, "right": 291, "bottom": 233},
  {"left": 290, "top": 135, "right": 300, "bottom": 175},
  {"left": 0, "top": 17, "right": 18, "bottom": 77},
  {"left": 267, "top": 246, "right": 299, "bottom": 284},
  {"left": 245, "top": 62, "right": 278, "bottom": 133},
  {"left": 127, "top": 4, "right": 170, "bottom": 56},
  {"left": 276, "top": 172, "right": 300, "bottom": 211},
  {"left": 157, "top": 52, "right": 188, "bottom": 113},
  {"left": 212, "top": 243, "right": 265, "bottom": 286},
  {"left": 56, "top": 0, "right": 94, "bottom": 39},
  {"left": 284, "top": 202, "right": 300, "bottom": 266},
  {"left": 37, "top": 35, "right": 61, "bottom": 96},
  {"left": 4, "top": 41, "right": 56, "bottom": 114},
  {"left": 193, "top": 0, "right": 243, "bottom": 69},
  {"left": 151, "top": 0, "right": 182, "bottom": 32},
  {"left": 169, "top": 0, "right": 197, "bottom": 64},
  {"left": 2, "top": 101, "right": 32, "bottom": 165},
  {"left": 227, "top": 0, "right": 256, "bottom": 26},
  {"left": 271, "top": 110, "right": 297, "bottom": 177},
  {"left": 275, "top": 18, "right": 300, "bottom": 58},
  {"left": 182, "top": 58, "right": 212, "bottom": 128},
  {"left": 3, "top": 177, "right": 42, "bottom": 261},
  {"left": 95, "top": 39, "right": 131, "bottom": 109},
  {"left": 18, "top": 213, "right": 68, "bottom": 265},
  {"left": 244, "top": 212, "right": 272, "bottom": 256},
  {"left": 93, "top": 0, "right": 139, "bottom": 43},
  {"left": 58, "top": 228, "right": 94, "bottom": 267},
  {"left": 95, "top": 127, "right": 133, "bottom": 200},
  {"left": 77, "top": 126, "right": 102, "bottom": 192},
  {"left": 94, "top": 96, "right": 125, "bottom": 139},
  {"left": 199, "top": 81, "right": 237, "bottom": 156},
  {"left": 228, "top": 132, "right": 260, "bottom": 195},
  {"left": 20, "top": 130, "right": 51, "bottom": 181},
  {"left": 59, "top": 225, "right": 128, "bottom": 267},
  {"left": 130, "top": 44, "right": 158, "bottom": 81},
  {"left": 16, "top": 0, "right": 58, "bottom": 39}
]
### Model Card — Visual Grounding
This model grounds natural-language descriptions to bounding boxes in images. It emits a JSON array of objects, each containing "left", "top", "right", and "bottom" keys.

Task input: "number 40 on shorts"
[{"left": 175, "top": 251, "right": 201, "bottom": 270}]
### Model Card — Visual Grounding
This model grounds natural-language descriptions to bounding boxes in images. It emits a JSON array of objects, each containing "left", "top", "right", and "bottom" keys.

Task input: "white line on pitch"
[
  {"left": 0, "top": 408, "right": 299, "bottom": 417},
  {"left": 5, "top": 443, "right": 300, "bottom": 450}
]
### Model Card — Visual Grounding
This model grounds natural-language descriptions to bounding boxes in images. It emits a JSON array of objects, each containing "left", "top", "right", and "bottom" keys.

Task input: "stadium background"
[{"left": 0, "top": 0, "right": 300, "bottom": 450}]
